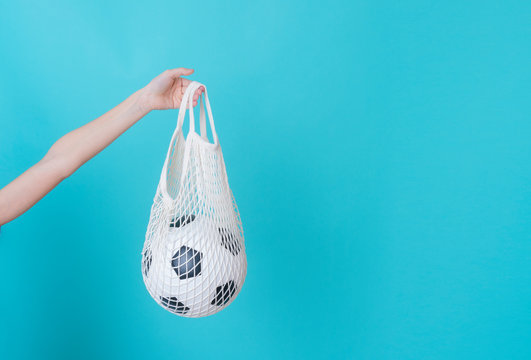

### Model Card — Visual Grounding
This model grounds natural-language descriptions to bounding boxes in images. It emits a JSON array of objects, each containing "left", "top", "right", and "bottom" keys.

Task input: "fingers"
[
  {"left": 180, "top": 78, "right": 191, "bottom": 90},
  {"left": 168, "top": 69, "right": 202, "bottom": 106},
  {"left": 192, "top": 86, "right": 205, "bottom": 107}
]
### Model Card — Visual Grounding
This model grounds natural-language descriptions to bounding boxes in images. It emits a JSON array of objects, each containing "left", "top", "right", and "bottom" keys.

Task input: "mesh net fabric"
[{"left": 142, "top": 82, "right": 246, "bottom": 318}]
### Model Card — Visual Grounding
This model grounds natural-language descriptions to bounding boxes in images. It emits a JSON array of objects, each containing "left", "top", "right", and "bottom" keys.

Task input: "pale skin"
[{"left": 0, "top": 68, "right": 204, "bottom": 226}]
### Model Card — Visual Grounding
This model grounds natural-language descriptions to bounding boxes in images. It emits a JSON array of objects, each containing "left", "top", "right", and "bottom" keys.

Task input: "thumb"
[{"left": 166, "top": 68, "right": 194, "bottom": 78}]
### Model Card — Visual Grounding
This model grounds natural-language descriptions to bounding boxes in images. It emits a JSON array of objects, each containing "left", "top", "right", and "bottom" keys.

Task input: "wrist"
[{"left": 135, "top": 87, "right": 153, "bottom": 115}]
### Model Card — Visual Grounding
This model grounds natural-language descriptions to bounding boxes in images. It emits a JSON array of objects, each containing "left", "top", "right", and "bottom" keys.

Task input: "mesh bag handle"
[
  {"left": 176, "top": 81, "right": 218, "bottom": 143},
  {"left": 197, "top": 87, "right": 216, "bottom": 141},
  {"left": 199, "top": 96, "right": 207, "bottom": 140},
  {"left": 158, "top": 81, "right": 218, "bottom": 202}
]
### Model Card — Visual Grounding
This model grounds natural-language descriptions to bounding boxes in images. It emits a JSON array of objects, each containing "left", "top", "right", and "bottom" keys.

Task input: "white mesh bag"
[{"left": 142, "top": 81, "right": 247, "bottom": 318}]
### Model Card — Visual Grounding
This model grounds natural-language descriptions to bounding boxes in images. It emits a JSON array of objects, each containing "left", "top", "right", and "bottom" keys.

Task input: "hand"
[{"left": 140, "top": 68, "right": 204, "bottom": 112}]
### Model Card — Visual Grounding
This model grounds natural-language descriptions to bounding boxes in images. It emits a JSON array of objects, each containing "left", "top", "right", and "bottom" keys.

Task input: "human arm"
[{"left": 0, "top": 68, "right": 203, "bottom": 225}]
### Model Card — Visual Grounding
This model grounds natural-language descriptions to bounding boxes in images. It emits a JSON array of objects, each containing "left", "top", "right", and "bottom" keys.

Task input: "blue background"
[{"left": 0, "top": 1, "right": 530, "bottom": 359}]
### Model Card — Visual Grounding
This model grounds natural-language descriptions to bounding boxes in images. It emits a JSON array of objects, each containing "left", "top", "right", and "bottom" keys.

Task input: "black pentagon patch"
[
  {"left": 219, "top": 228, "right": 241, "bottom": 256},
  {"left": 211, "top": 280, "right": 237, "bottom": 306},
  {"left": 143, "top": 248, "right": 152, "bottom": 276},
  {"left": 160, "top": 296, "right": 189, "bottom": 314},
  {"left": 170, "top": 214, "right": 196, "bottom": 228},
  {"left": 171, "top": 246, "right": 202, "bottom": 279}
]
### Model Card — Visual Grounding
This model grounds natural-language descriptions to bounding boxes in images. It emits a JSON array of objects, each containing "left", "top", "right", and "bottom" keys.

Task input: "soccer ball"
[{"left": 142, "top": 214, "right": 246, "bottom": 317}]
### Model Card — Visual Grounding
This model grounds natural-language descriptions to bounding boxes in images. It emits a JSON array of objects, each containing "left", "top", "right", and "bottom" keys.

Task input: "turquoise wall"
[{"left": 0, "top": 1, "right": 530, "bottom": 359}]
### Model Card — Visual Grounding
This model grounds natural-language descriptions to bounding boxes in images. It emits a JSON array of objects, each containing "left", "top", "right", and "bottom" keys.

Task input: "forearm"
[
  {"left": 0, "top": 88, "right": 150, "bottom": 225},
  {"left": 46, "top": 88, "right": 150, "bottom": 174},
  {"left": 0, "top": 157, "right": 67, "bottom": 225}
]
